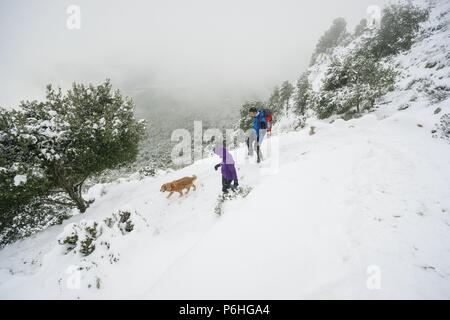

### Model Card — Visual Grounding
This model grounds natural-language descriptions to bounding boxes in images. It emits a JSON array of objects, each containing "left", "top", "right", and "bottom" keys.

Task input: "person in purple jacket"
[{"left": 214, "top": 145, "right": 239, "bottom": 193}]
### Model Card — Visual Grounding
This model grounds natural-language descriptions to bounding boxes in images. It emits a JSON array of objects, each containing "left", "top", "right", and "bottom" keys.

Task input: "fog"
[{"left": 0, "top": 0, "right": 388, "bottom": 118}]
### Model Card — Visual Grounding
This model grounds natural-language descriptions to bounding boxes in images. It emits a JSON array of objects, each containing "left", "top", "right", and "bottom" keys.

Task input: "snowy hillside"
[{"left": 1, "top": 0, "right": 450, "bottom": 299}]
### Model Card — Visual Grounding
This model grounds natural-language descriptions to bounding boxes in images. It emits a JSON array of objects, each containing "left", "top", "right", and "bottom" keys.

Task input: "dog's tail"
[{"left": 192, "top": 174, "right": 197, "bottom": 181}]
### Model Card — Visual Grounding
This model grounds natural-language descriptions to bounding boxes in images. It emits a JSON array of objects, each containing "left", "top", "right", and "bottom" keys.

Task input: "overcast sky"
[{"left": 0, "top": 0, "right": 390, "bottom": 115}]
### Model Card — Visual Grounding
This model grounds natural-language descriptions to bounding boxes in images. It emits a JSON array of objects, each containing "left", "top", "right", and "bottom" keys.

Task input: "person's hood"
[{"left": 214, "top": 145, "right": 234, "bottom": 164}]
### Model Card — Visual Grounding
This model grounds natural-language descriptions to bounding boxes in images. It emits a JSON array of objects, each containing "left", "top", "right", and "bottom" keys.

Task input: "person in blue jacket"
[{"left": 248, "top": 107, "right": 267, "bottom": 163}]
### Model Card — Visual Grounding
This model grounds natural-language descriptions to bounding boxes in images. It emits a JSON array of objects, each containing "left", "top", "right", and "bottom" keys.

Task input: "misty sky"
[{"left": 0, "top": 0, "right": 390, "bottom": 116}]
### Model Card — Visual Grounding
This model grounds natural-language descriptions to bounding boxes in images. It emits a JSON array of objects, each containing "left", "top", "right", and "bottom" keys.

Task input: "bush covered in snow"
[
  {"left": 312, "top": 48, "right": 396, "bottom": 119},
  {"left": 214, "top": 186, "right": 253, "bottom": 215},
  {"left": 58, "top": 210, "right": 141, "bottom": 257},
  {"left": 293, "top": 72, "right": 311, "bottom": 117},
  {"left": 311, "top": 17, "right": 350, "bottom": 65},
  {"left": 433, "top": 113, "right": 450, "bottom": 142},
  {"left": 0, "top": 198, "right": 72, "bottom": 247}
]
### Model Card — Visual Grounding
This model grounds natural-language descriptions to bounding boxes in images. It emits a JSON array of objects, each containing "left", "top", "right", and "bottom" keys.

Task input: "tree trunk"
[
  {"left": 55, "top": 167, "right": 88, "bottom": 213},
  {"left": 64, "top": 185, "right": 88, "bottom": 213}
]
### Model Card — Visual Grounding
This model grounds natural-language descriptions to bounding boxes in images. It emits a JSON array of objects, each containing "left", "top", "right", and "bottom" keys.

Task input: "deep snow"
[{"left": 1, "top": 109, "right": 450, "bottom": 299}]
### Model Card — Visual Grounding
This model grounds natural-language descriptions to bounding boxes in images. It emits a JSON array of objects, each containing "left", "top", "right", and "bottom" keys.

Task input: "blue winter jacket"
[{"left": 253, "top": 110, "right": 267, "bottom": 141}]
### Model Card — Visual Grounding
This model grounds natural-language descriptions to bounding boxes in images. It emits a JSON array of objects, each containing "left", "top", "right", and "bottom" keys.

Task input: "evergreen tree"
[
  {"left": 367, "top": 3, "right": 429, "bottom": 58},
  {"left": 293, "top": 73, "right": 311, "bottom": 116},
  {"left": 314, "top": 48, "right": 396, "bottom": 119},
  {"left": 239, "top": 100, "right": 265, "bottom": 130},
  {"left": 279, "top": 81, "right": 294, "bottom": 115},
  {"left": 268, "top": 86, "right": 282, "bottom": 119},
  {"left": 1, "top": 80, "right": 146, "bottom": 216},
  {"left": 354, "top": 18, "right": 368, "bottom": 37},
  {"left": 311, "top": 17, "right": 349, "bottom": 65}
]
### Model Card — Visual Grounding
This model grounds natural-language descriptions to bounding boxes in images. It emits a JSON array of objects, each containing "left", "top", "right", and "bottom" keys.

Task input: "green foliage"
[
  {"left": 1, "top": 80, "right": 145, "bottom": 246},
  {"left": 214, "top": 186, "right": 253, "bottom": 215},
  {"left": 366, "top": 3, "right": 429, "bottom": 58},
  {"left": 117, "top": 210, "right": 134, "bottom": 234},
  {"left": 268, "top": 87, "right": 282, "bottom": 119},
  {"left": 279, "top": 81, "right": 294, "bottom": 114},
  {"left": 433, "top": 114, "right": 450, "bottom": 142},
  {"left": 310, "top": 91, "right": 335, "bottom": 120},
  {"left": 80, "top": 237, "right": 96, "bottom": 256},
  {"left": 0, "top": 109, "right": 51, "bottom": 215},
  {"left": 293, "top": 73, "right": 311, "bottom": 117},
  {"left": 312, "top": 47, "right": 396, "bottom": 119},
  {"left": 311, "top": 17, "right": 349, "bottom": 65}
]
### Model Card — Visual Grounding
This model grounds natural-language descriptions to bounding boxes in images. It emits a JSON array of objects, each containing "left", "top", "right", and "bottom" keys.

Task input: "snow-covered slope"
[
  {"left": 1, "top": 110, "right": 449, "bottom": 299},
  {"left": 1, "top": 0, "right": 450, "bottom": 299}
]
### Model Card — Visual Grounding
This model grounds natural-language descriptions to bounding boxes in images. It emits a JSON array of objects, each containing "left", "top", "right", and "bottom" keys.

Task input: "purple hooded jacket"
[{"left": 214, "top": 146, "right": 238, "bottom": 181}]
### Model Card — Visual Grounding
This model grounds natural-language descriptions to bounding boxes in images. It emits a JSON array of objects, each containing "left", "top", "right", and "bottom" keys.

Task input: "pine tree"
[
  {"left": 354, "top": 18, "right": 368, "bottom": 37},
  {"left": 293, "top": 73, "right": 311, "bottom": 116},
  {"left": 311, "top": 17, "right": 349, "bottom": 65},
  {"left": 268, "top": 86, "right": 282, "bottom": 118},
  {"left": 279, "top": 81, "right": 294, "bottom": 115},
  {"left": 315, "top": 48, "right": 396, "bottom": 119},
  {"left": 367, "top": 3, "right": 429, "bottom": 58}
]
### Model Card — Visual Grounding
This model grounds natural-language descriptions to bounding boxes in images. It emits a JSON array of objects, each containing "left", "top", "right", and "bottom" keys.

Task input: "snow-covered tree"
[
  {"left": 267, "top": 86, "right": 282, "bottom": 119},
  {"left": 313, "top": 48, "right": 396, "bottom": 119},
  {"left": 354, "top": 18, "right": 368, "bottom": 37},
  {"left": 311, "top": 17, "right": 350, "bottom": 65},
  {"left": 279, "top": 81, "right": 294, "bottom": 115},
  {"left": 0, "top": 108, "right": 51, "bottom": 208},
  {"left": 239, "top": 100, "right": 265, "bottom": 130},
  {"left": 293, "top": 73, "right": 311, "bottom": 117},
  {"left": 1, "top": 80, "right": 146, "bottom": 216},
  {"left": 367, "top": 3, "right": 429, "bottom": 58}
]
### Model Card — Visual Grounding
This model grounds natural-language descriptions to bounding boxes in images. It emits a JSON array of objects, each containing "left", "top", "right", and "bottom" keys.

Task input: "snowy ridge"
[{"left": 1, "top": 0, "right": 450, "bottom": 299}]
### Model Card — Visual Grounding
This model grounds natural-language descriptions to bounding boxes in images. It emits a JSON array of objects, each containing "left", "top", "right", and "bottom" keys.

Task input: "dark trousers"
[{"left": 222, "top": 177, "right": 238, "bottom": 193}]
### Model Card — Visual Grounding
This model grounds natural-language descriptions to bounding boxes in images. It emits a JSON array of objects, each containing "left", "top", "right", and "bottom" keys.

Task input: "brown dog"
[{"left": 160, "top": 175, "right": 197, "bottom": 198}]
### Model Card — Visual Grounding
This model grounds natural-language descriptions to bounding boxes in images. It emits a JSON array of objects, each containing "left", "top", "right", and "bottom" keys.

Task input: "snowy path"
[
  {"left": 1, "top": 110, "right": 450, "bottom": 299},
  {"left": 140, "top": 114, "right": 450, "bottom": 299}
]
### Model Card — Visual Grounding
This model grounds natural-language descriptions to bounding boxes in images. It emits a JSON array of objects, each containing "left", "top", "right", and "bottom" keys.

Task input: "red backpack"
[{"left": 262, "top": 109, "right": 273, "bottom": 122}]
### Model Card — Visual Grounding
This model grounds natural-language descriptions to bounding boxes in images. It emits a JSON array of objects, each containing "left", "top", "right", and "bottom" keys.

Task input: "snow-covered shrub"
[
  {"left": 0, "top": 198, "right": 72, "bottom": 247},
  {"left": 214, "top": 186, "right": 253, "bottom": 215},
  {"left": 367, "top": 2, "right": 429, "bottom": 59},
  {"left": 433, "top": 113, "right": 450, "bottom": 142},
  {"left": 1, "top": 80, "right": 146, "bottom": 245},
  {"left": 311, "top": 17, "right": 350, "bottom": 65},
  {"left": 313, "top": 48, "right": 396, "bottom": 119},
  {"left": 58, "top": 220, "right": 100, "bottom": 255},
  {"left": 293, "top": 72, "right": 311, "bottom": 117},
  {"left": 138, "top": 166, "right": 157, "bottom": 177},
  {"left": 58, "top": 209, "right": 143, "bottom": 256}
]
